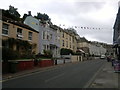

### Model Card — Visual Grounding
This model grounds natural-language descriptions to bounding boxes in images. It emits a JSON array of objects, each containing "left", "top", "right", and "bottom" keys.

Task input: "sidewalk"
[
  {"left": 2, "top": 60, "right": 119, "bottom": 88},
  {"left": 2, "top": 62, "right": 73, "bottom": 81},
  {"left": 2, "top": 64, "right": 59, "bottom": 81},
  {"left": 89, "top": 61, "right": 119, "bottom": 88}
]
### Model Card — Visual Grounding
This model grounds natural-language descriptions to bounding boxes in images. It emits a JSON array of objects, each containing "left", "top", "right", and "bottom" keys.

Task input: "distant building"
[{"left": 77, "top": 37, "right": 106, "bottom": 56}]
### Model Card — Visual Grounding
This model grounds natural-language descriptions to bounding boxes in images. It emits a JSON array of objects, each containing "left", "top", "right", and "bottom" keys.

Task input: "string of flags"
[{"left": 59, "top": 24, "right": 109, "bottom": 30}]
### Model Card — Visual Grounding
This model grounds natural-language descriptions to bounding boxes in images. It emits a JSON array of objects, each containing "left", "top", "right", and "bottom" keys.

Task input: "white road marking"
[
  {"left": 45, "top": 73, "right": 65, "bottom": 83},
  {"left": 84, "top": 62, "right": 106, "bottom": 88},
  {"left": 2, "top": 68, "right": 58, "bottom": 82}
]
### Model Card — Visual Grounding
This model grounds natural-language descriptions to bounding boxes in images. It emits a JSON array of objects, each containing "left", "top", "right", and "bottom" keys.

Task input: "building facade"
[
  {"left": 2, "top": 16, "right": 39, "bottom": 54},
  {"left": 24, "top": 16, "right": 60, "bottom": 57},
  {"left": 113, "top": 2, "right": 120, "bottom": 60},
  {"left": 59, "top": 28, "right": 77, "bottom": 53},
  {"left": 89, "top": 43, "right": 106, "bottom": 56},
  {"left": 77, "top": 40, "right": 106, "bottom": 56}
]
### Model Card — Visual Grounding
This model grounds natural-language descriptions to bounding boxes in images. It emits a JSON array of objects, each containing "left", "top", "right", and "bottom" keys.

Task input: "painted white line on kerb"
[
  {"left": 45, "top": 73, "right": 65, "bottom": 83},
  {"left": 2, "top": 62, "right": 80, "bottom": 82},
  {"left": 2, "top": 63, "right": 73, "bottom": 82},
  {"left": 84, "top": 62, "right": 106, "bottom": 88},
  {"left": 2, "top": 67, "right": 58, "bottom": 82}
]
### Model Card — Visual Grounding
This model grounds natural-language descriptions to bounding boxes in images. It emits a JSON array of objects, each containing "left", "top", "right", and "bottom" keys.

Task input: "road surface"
[{"left": 3, "top": 59, "right": 106, "bottom": 88}]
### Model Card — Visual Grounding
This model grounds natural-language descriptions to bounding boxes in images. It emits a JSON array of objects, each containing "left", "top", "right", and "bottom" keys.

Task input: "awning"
[{"left": 77, "top": 49, "right": 85, "bottom": 53}]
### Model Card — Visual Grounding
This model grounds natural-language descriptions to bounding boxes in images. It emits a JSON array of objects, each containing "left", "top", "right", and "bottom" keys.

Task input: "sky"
[{"left": 0, "top": 0, "right": 120, "bottom": 44}]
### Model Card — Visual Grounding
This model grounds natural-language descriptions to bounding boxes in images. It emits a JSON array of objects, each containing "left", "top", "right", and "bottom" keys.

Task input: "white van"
[{"left": 100, "top": 55, "right": 106, "bottom": 59}]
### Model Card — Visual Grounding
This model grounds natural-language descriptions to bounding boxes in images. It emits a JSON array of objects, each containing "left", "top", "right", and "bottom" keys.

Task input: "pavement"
[
  {"left": 2, "top": 60, "right": 105, "bottom": 88},
  {"left": 2, "top": 62, "right": 73, "bottom": 81},
  {"left": 89, "top": 61, "right": 119, "bottom": 88},
  {"left": 2, "top": 60, "right": 120, "bottom": 88}
]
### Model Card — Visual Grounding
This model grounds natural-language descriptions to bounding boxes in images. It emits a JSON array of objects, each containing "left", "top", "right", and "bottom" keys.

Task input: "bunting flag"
[{"left": 58, "top": 24, "right": 111, "bottom": 30}]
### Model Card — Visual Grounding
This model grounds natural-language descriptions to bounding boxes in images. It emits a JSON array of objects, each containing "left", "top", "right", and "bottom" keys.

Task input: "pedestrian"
[
  {"left": 111, "top": 59, "right": 115, "bottom": 66},
  {"left": 107, "top": 57, "right": 110, "bottom": 62}
]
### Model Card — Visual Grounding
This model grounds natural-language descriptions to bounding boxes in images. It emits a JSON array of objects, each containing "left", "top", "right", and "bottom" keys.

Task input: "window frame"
[
  {"left": 28, "top": 31, "right": 33, "bottom": 41},
  {"left": 17, "top": 28, "right": 23, "bottom": 39},
  {"left": 2, "top": 23, "right": 9, "bottom": 36},
  {"left": 62, "top": 40, "right": 64, "bottom": 47}
]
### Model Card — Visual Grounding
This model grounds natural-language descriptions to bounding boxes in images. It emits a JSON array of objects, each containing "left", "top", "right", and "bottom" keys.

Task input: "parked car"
[{"left": 100, "top": 55, "right": 106, "bottom": 59}]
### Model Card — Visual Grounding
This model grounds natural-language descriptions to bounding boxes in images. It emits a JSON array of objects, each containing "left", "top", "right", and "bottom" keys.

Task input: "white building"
[
  {"left": 77, "top": 41, "right": 106, "bottom": 56},
  {"left": 89, "top": 44, "right": 106, "bottom": 56}
]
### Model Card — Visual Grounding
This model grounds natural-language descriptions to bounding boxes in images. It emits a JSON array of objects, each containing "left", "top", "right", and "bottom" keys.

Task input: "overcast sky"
[{"left": 1, "top": 0, "right": 119, "bottom": 44}]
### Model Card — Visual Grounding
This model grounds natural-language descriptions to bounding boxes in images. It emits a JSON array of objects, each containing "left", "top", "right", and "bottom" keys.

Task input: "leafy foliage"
[
  {"left": 2, "top": 47, "right": 20, "bottom": 62},
  {"left": 60, "top": 48, "right": 74, "bottom": 55},
  {"left": 2, "top": 6, "right": 21, "bottom": 21},
  {"left": 43, "top": 50, "right": 52, "bottom": 58},
  {"left": 35, "top": 52, "right": 52, "bottom": 59},
  {"left": 2, "top": 38, "right": 36, "bottom": 61},
  {"left": 34, "top": 12, "right": 50, "bottom": 21}
]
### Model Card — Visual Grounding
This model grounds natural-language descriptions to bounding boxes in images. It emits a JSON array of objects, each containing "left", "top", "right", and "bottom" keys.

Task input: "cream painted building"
[
  {"left": 59, "top": 28, "right": 77, "bottom": 53},
  {"left": 2, "top": 16, "right": 39, "bottom": 54}
]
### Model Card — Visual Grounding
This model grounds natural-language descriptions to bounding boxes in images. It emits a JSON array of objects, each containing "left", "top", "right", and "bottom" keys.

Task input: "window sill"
[
  {"left": 28, "top": 40, "right": 32, "bottom": 42},
  {"left": 17, "top": 38, "right": 23, "bottom": 40},
  {"left": 2, "top": 34, "right": 9, "bottom": 37}
]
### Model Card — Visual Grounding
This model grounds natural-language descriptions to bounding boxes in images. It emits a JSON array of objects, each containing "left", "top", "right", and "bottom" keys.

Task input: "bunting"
[
  {"left": 58, "top": 24, "right": 111, "bottom": 30},
  {"left": 59, "top": 24, "right": 108, "bottom": 30}
]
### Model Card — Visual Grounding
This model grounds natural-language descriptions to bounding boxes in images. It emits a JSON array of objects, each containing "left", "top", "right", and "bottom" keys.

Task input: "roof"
[{"left": 2, "top": 16, "right": 39, "bottom": 33}]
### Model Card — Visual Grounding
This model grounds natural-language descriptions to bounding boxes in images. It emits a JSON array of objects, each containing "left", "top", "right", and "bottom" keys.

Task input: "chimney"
[{"left": 28, "top": 11, "right": 31, "bottom": 16}]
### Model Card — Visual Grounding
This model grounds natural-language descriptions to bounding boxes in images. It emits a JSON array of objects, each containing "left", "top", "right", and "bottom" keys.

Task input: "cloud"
[{"left": 0, "top": 0, "right": 119, "bottom": 44}]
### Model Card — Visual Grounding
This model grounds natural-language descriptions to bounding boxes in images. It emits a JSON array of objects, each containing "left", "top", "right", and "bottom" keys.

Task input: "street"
[{"left": 3, "top": 59, "right": 106, "bottom": 88}]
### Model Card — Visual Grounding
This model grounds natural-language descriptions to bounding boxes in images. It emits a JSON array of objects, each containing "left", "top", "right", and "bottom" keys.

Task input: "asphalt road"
[{"left": 3, "top": 59, "right": 106, "bottom": 88}]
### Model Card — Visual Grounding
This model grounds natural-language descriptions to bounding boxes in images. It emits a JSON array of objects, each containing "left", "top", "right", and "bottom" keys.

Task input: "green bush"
[
  {"left": 2, "top": 47, "right": 36, "bottom": 62},
  {"left": 60, "top": 48, "right": 74, "bottom": 55},
  {"left": 2, "top": 47, "right": 20, "bottom": 62},
  {"left": 43, "top": 50, "right": 52, "bottom": 58},
  {"left": 74, "top": 52, "right": 81, "bottom": 55}
]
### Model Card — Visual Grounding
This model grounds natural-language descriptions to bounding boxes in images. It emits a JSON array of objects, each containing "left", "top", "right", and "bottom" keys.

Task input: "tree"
[
  {"left": 60, "top": 48, "right": 74, "bottom": 55},
  {"left": 9, "top": 5, "right": 20, "bottom": 18},
  {"left": 2, "top": 5, "right": 21, "bottom": 21},
  {"left": 34, "top": 12, "right": 50, "bottom": 21}
]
